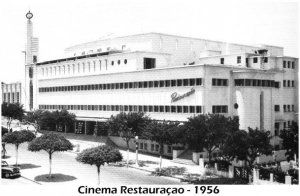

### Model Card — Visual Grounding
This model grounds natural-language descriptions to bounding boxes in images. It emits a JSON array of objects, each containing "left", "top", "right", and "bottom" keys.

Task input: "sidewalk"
[{"left": 67, "top": 135, "right": 201, "bottom": 177}]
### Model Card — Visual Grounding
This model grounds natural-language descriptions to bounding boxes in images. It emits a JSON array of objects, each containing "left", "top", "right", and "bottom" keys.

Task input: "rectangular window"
[
  {"left": 283, "top": 60, "right": 286, "bottom": 68},
  {"left": 165, "top": 80, "right": 171, "bottom": 87},
  {"left": 154, "top": 106, "right": 159, "bottom": 112},
  {"left": 196, "top": 106, "right": 202, "bottom": 113},
  {"left": 159, "top": 106, "right": 164, "bottom": 112},
  {"left": 292, "top": 62, "right": 295, "bottom": 69},
  {"left": 154, "top": 81, "right": 159, "bottom": 88},
  {"left": 183, "top": 106, "right": 189, "bottom": 113},
  {"left": 292, "top": 81, "right": 295, "bottom": 87},
  {"left": 292, "top": 105, "right": 295, "bottom": 111},
  {"left": 237, "top": 56, "right": 241, "bottom": 64},
  {"left": 196, "top": 78, "right": 202, "bottom": 86},
  {"left": 283, "top": 105, "right": 286, "bottom": 112},
  {"left": 171, "top": 106, "right": 176, "bottom": 113},
  {"left": 138, "top": 82, "right": 143, "bottom": 88},
  {"left": 189, "top": 106, "right": 195, "bottom": 113},
  {"left": 287, "top": 105, "right": 290, "bottom": 112},
  {"left": 149, "top": 81, "right": 154, "bottom": 88},
  {"left": 274, "top": 105, "right": 280, "bottom": 112},
  {"left": 143, "top": 105, "right": 148, "bottom": 112},
  {"left": 212, "top": 78, "right": 228, "bottom": 86},
  {"left": 144, "top": 58, "right": 156, "bottom": 69},
  {"left": 283, "top": 80, "right": 286, "bottom": 87},
  {"left": 143, "top": 81, "right": 148, "bottom": 88},
  {"left": 220, "top": 58, "right": 224, "bottom": 64},
  {"left": 177, "top": 106, "right": 182, "bottom": 113},
  {"left": 253, "top": 57, "right": 258, "bottom": 63},
  {"left": 264, "top": 57, "right": 268, "bottom": 63},
  {"left": 159, "top": 80, "right": 165, "bottom": 87},
  {"left": 212, "top": 105, "right": 228, "bottom": 113},
  {"left": 177, "top": 79, "right": 182, "bottom": 86},
  {"left": 171, "top": 80, "right": 176, "bottom": 87},
  {"left": 287, "top": 80, "right": 290, "bottom": 87},
  {"left": 287, "top": 61, "right": 291, "bottom": 68},
  {"left": 129, "top": 82, "right": 133, "bottom": 89},
  {"left": 138, "top": 106, "right": 143, "bottom": 112},
  {"left": 149, "top": 106, "right": 153, "bottom": 112},
  {"left": 165, "top": 106, "right": 170, "bottom": 112}
]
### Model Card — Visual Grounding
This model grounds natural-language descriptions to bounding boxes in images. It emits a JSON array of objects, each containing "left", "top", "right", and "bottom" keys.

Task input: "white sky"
[{"left": 0, "top": 0, "right": 298, "bottom": 83}]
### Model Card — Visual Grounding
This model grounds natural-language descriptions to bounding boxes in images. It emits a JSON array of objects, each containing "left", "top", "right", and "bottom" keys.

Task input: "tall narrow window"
[{"left": 220, "top": 58, "right": 224, "bottom": 64}]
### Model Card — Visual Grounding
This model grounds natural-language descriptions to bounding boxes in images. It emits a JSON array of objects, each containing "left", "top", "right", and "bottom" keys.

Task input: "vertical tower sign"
[{"left": 25, "top": 11, "right": 39, "bottom": 111}]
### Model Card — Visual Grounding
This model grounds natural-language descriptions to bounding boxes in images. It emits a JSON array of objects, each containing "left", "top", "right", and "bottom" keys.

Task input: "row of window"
[
  {"left": 39, "top": 104, "right": 204, "bottom": 114},
  {"left": 274, "top": 121, "right": 295, "bottom": 136},
  {"left": 220, "top": 56, "right": 269, "bottom": 65},
  {"left": 283, "top": 61, "right": 295, "bottom": 69},
  {"left": 138, "top": 143, "right": 172, "bottom": 154},
  {"left": 41, "top": 58, "right": 128, "bottom": 77},
  {"left": 234, "top": 79, "right": 280, "bottom": 88},
  {"left": 39, "top": 78, "right": 203, "bottom": 93},
  {"left": 212, "top": 105, "right": 228, "bottom": 113},
  {"left": 274, "top": 104, "right": 295, "bottom": 112},
  {"left": 2, "top": 92, "right": 20, "bottom": 104},
  {"left": 283, "top": 80, "right": 295, "bottom": 87},
  {"left": 212, "top": 78, "right": 228, "bottom": 86}
]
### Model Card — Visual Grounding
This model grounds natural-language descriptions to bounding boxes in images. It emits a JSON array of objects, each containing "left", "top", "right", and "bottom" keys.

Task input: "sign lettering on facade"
[{"left": 171, "top": 88, "right": 195, "bottom": 103}]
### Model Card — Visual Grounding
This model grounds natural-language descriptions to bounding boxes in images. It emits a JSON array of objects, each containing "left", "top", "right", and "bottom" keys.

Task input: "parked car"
[{"left": 1, "top": 161, "right": 21, "bottom": 178}]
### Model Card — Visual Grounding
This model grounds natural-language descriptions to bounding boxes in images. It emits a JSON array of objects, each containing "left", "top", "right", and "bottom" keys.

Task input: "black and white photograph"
[{"left": 0, "top": 0, "right": 299, "bottom": 195}]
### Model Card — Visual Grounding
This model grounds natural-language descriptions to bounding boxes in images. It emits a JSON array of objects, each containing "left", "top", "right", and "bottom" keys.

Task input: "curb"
[
  {"left": 21, "top": 176, "right": 42, "bottom": 185},
  {"left": 128, "top": 165, "right": 185, "bottom": 182}
]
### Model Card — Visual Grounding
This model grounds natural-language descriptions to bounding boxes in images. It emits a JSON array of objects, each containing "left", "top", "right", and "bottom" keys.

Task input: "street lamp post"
[{"left": 134, "top": 135, "right": 139, "bottom": 166}]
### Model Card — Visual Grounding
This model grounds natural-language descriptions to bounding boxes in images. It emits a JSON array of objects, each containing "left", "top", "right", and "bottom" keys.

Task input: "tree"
[
  {"left": 280, "top": 122, "right": 298, "bottom": 161},
  {"left": 143, "top": 120, "right": 179, "bottom": 171},
  {"left": 76, "top": 145, "right": 122, "bottom": 184},
  {"left": 28, "top": 132, "right": 73, "bottom": 178},
  {"left": 222, "top": 127, "right": 273, "bottom": 169},
  {"left": 53, "top": 110, "right": 76, "bottom": 132},
  {"left": 184, "top": 114, "right": 239, "bottom": 163},
  {"left": 108, "top": 112, "right": 150, "bottom": 167},
  {"left": 2, "top": 130, "right": 36, "bottom": 165},
  {"left": 1, "top": 102, "right": 24, "bottom": 131},
  {"left": 23, "top": 109, "right": 44, "bottom": 132}
]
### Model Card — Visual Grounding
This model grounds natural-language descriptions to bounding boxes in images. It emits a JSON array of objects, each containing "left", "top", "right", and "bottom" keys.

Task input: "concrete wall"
[{"left": 109, "top": 136, "right": 173, "bottom": 157}]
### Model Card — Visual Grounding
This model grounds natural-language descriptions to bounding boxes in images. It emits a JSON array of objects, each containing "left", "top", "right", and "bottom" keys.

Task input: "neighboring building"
[
  {"left": 1, "top": 82, "right": 22, "bottom": 104},
  {"left": 24, "top": 12, "right": 298, "bottom": 153}
]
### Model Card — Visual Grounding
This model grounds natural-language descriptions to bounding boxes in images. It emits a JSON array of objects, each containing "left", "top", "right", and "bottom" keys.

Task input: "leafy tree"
[
  {"left": 52, "top": 110, "right": 76, "bottom": 132},
  {"left": 108, "top": 112, "right": 150, "bottom": 167},
  {"left": 280, "top": 122, "right": 298, "bottom": 161},
  {"left": 2, "top": 130, "right": 36, "bottom": 165},
  {"left": 23, "top": 109, "right": 44, "bottom": 132},
  {"left": 222, "top": 127, "right": 272, "bottom": 169},
  {"left": 184, "top": 114, "right": 238, "bottom": 163},
  {"left": 1, "top": 102, "right": 24, "bottom": 131},
  {"left": 143, "top": 120, "right": 179, "bottom": 170},
  {"left": 28, "top": 132, "right": 73, "bottom": 178},
  {"left": 76, "top": 145, "right": 122, "bottom": 184}
]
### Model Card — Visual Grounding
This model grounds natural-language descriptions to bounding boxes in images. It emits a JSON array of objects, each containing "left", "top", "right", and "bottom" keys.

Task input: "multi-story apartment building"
[
  {"left": 24, "top": 12, "right": 298, "bottom": 153},
  {"left": 1, "top": 82, "right": 22, "bottom": 104}
]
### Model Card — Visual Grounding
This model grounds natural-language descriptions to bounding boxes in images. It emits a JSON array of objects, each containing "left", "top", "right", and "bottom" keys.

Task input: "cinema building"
[{"left": 24, "top": 12, "right": 298, "bottom": 157}]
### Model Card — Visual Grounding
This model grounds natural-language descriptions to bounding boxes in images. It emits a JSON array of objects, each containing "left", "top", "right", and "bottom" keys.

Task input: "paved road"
[
  {"left": 2, "top": 143, "right": 183, "bottom": 185},
  {"left": 1, "top": 176, "right": 40, "bottom": 185}
]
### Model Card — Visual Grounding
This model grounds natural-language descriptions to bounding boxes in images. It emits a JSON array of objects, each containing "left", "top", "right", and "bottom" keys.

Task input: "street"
[{"left": 1, "top": 143, "right": 183, "bottom": 185}]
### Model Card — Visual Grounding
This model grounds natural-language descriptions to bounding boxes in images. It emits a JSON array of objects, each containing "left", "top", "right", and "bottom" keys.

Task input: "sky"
[{"left": 0, "top": 0, "right": 298, "bottom": 83}]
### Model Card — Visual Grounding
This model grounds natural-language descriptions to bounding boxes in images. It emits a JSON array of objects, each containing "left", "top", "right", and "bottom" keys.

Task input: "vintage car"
[{"left": 1, "top": 161, "right": 21, "bottom": 178}]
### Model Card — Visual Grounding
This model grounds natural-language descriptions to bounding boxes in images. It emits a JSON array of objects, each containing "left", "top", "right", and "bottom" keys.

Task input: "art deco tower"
[{"left": 24, "top": 11, "right": 39, "bottom": 111}]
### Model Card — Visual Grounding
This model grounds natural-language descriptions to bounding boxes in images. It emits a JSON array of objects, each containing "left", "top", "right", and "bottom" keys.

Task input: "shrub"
[
  {"left": 151, "top": 166, "right": 186, "bottom": 176},
  {"left": 1, "top": 127, "right": 8, "bottom": 136}
]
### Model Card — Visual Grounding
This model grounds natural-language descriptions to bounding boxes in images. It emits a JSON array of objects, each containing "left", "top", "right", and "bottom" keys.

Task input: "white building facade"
[{"left": 24, "top": 12, "right": 298, "bottom": 151}]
